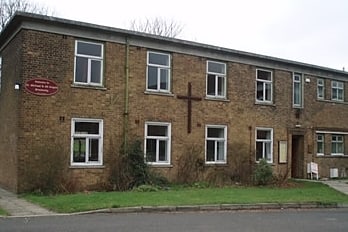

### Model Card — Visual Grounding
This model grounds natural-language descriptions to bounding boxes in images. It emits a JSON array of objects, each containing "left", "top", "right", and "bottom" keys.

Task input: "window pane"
[
  {"left": 217, "top": 141, "right": 225, "bottom": 161},
  {"left": 217, "top": 76, "right": 225, "bottom": 96},
  {"left": 257, "top": 70, "right": 271, "bottom": 81},
  {"left": 149, "top": 53, "right": 169, "bottom": 66},
  {"left": 89, "top": 139, "right": 99, "bottom": 161},
  {"left": 146, "top": 139, "right": 156, "bottom": 162},
  {"left": 256, "top": 82, "right": 264, "bottom": 101},
  {"left": 257, "top": 130, "right": 270, "bottom": 140},
  {"left": 206, "top": 140, "right": 215, "bottom": 161},
  {"left": 148, "top": 125, "right": 167, "bottom": 136},
  {"left": 338, "top": 89, "right": 343, "bottom": 100},
  {"left": 148, "top": 66, "right": 158, "bottom": 90},
  {"left": 332, "top": 89, "right": 338, "bottom": 99},
  {"left": 159, "top": 140, "right": 167, "bottom": 161},
  {"left": 337, "top": 143, "right": 344, "bottom": 153},
  {"left": 256, "top": 142, "right": 263, "bottom": 161},
  {"left": 77, "top": 42, "right": 102, "bottom": 57},
  {"left": 265, "top": 142, "right": 272, "bottom": 162},
  {"left": 208, "top": 128, "right": 224, "bottom": 138},
  {"left": 208, "top": 62, "right": 225, "bottom": 74},
  {"left": 91, "top": 60, "right": 101, "bottom": 84},
  {"left": 207, "top": 74, "right": 216, "bottom": 95},
  {"left": 75, "top": 57, "right": 88, "bottom": 83},
  {"left": 73, "top": 138, "right": 86, "bottom": 162},
  {"left": 75, "top": 122, "right": 99, "bottom": 134},
  {"left": 160, "top": 69, "right": 169, "bottom": 90},
  {"left": 294, "top": 82, "right": 300, "bottom": 104},
  {"left": 265, "top": 83, "right": 272, "bottom": 101},
  {"left": 317, "top": 142, "right": 324, "bottom": 153}
]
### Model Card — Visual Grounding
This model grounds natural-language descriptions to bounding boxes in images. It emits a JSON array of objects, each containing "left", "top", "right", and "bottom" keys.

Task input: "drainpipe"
[{"left": 123, "top": 37, "right": 130, "bottom": 154}]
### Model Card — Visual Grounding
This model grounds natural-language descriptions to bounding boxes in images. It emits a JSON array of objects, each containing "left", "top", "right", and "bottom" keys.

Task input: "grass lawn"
[
  {"left": 0, "top": 207, "right": 9, "bottom": 216},
  {"left": 23, "top": 181, "right": 348, "bottom": 213}
]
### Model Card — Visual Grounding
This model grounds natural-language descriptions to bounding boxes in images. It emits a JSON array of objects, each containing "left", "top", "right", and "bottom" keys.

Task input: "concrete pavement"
[
  {"left": 0, "top": 179, "right": 347, "bottom": 217},
  {"left": 0, "top": 187, "right": 55, "bottom": 217}
]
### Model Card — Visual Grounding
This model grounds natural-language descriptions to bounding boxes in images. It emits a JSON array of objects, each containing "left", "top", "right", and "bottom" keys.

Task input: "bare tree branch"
[
  {"left": 129, "top": 17, "right": 184, "bottom": 38},
  {"left": 0, "top": 0, "right": 53, "bottom": 31}
]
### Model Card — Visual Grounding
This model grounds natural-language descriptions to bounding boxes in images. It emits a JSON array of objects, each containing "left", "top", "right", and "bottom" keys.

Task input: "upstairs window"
[
  {"left": 293, "top": 73, "right": 303, "bottom": 107},
  {"left": 317, "top": 79, "right": 325, "bottom": 100},
  {"left": 71, "top": 118, "right": 103, "bottom": 166},
  {"left": 331, "top": 81, "right": 344, "bottom": 101},
  {"left": 74, "top": 41, "right": 103, "bottom": 86},
  {"left": 255, "top": 128, "right": 273, "bottom": 163},
  {"left": 206, "top": 61, "right": 226, "bottom": 98},
  {"left": 145, "top": 122, "right": 171, "bottom": 165},
  {"left": 205, "top": 125, "right": 227, "bottom": 164},
  {"left": 331, "top": 135, "right": 344, "bottom": 155},
  {"left": 256, "top": 69, "right": 273, "bottom": 103},
  {"left": 147, "top": 51, "right": 171, "bottom": 92}
]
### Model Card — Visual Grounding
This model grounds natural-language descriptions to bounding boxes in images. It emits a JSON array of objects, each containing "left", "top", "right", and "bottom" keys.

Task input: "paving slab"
[
  {"left": 0, "top": 187, "right": 55, "bottom": 217},
  {"left": 323, "top": 180, "right": 348, "bottom": 195}
]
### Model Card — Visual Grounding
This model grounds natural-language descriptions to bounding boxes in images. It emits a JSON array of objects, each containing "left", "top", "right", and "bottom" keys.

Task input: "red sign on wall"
[{"left": 25, "top": 78, "right": 58, "bottom": 96}]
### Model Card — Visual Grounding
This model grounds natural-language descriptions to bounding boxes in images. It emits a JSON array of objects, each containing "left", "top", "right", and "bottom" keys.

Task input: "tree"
[
  {"left": 129, "top": 17, "right": 184, "bottom": 38},
  {"left": 0, "top": 0, "right": 52, "bottom": 31}
]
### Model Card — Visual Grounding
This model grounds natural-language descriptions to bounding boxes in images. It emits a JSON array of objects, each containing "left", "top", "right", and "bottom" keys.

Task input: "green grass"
[
  {"left": 0, "top": 207, "right": 9, "bottom": 216},
  {"left": 23, "top": 181, "right": 348, "bottom": 213}
]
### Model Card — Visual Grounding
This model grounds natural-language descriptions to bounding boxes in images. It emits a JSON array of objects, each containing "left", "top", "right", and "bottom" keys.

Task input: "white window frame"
[
  {"left": 331, "top": 135, "right": 344, "bottom": 156},
  {"left": 331, "top": 80, "right": 344, "bottom": 101},
  {"left": 317, "top": 78, "right": 325, "bottom": 100},
  {"left": 71, "top": 118, "right": 103, "bottom": 166},
  {"left": 206, "top": 61, "right": 227, "bottom": 98},
  {"left": 146, "top": 51, "right": 171, "bottom": 93},
  {"left": 293, "top": 73, "right": 303, "bottom": 108},
  {"left": 256, "top": 69, "right": 273, "bottom": 104},
  {"left": 316, "top": 134, "right": 324, "bottom": 156},
  {"left": 255, "top": 127, "right": 273, "bottom": 163},
  {"left": 144, "top": 122, "right": 171, "bottom": 165},
  {"left": 74, "top": 40, "right": 104, "bottom": 86},
  {"left": 205, "top": 125, "right": 227, "bottom": 164}
]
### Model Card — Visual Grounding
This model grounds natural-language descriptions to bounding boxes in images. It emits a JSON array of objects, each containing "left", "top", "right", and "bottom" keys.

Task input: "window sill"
[
  {"left": 317, "top": 99, "right": 348, "bottom": 105},
  {"left": 144, "top": 91, "right": 174, "bottom": 97},
  {"left": 69, "top": 165, "right": 105, "bottom": 169},
  {"left": 316, "top": 155, "right": 347, "bottom": 158},
  {"left": 147, "top": 163, "right": 173, "bottom": 168},
  {"left": 71, "top": 84, "right": 107, "bottom": 91},
  {"left": 205, "top": 97, "right": 230, "bottom": 102},
  {"left": 255, "top": 101, "right": 276, "bottom": 107},
  {"left": 205, "top": 162, "right": 228, "bottom": 166}
]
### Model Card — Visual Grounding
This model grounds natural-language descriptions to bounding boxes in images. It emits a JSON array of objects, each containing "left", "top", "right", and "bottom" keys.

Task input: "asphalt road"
[{"left": 1, "top": 208, "right": 347, "bottom": 232}]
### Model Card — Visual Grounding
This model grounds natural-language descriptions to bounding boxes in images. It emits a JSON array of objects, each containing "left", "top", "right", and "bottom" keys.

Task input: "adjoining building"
[{"left": 0, "top": 12, "right": 347, "bottom": 193}]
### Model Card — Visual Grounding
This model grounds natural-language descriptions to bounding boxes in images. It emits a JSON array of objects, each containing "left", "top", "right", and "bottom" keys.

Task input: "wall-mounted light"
[
  {"left": 305, "top": 78, "right": 310, "bottom": 83},
  {"left": 14, "top": 83, "right": 20, "bottom": 90}
]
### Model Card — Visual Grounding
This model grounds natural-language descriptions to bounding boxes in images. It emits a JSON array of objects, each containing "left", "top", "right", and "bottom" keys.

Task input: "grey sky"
[{"left": 36, "top": 0, "right": 348, "bottom": 70}]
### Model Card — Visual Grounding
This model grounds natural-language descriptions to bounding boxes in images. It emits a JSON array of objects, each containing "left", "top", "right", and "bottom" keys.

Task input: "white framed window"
[
  {"left": 293, "top": 73, "right": 303, "bottom": 107},
  {"left": 316, "top": 134, "right": 324, "bottom": 156},
  {"left": 206, "top": 61, "right": 226, "bottom": 98},
  {"left": 71, "top": 118, "right": 103, "bottom": 166},
  {"left": 146, "top": 51, "right": 171, "bottom": 92},
  {"left": 255, "top": 128, "right": 273, "bottom": 163},
  {"left": 74, "top": 41, "right": 104, "bottom": 86},
  {"left": 331, "top": 135, "right": 344, "bottom": 155},
  {"left": 205, "top": 125, "right": 227, "bottom": 164},
  {"left": 256, "top": 69, "right": 273, "bottom": 103},
  {"left": 317, "top": 78, "right": 325, "bottom": 100},
  {"left": 144, "top": 122, "right": 171, "bottom": 165},
  {"left": 0, "top": 57, "right": 2, "bottom": 93},
  {"left": 331, "top": 81, "right": 344, "bottom": 101}
]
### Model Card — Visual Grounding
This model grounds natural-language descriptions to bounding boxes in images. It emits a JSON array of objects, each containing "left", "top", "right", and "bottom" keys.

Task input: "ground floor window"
[
  {"left": 332, "top": 135, "right": 344, "bottom": 155},
  {"left": 255, "top": 128, "right": 273, "bottom": 163},
  {"left": 205, "top": 125, "right": 227, "bottom": 164},
  {"left": 144, "top": 122, "right": 171, "bottom": 165},
  {"left": 71, "top": 118, "right": 103, "bottom": 165},
  {"left": 316, "top": 134, "right": 324, "bottom": 156}
]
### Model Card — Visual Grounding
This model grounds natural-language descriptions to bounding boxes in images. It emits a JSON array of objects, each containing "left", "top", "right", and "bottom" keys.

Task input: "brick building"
[{"left": 0, "top": 12, "right": 347, "bottom": 193}]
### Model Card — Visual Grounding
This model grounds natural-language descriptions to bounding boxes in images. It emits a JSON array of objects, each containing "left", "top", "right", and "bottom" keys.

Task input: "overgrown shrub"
[
  {"left": 109, "top": 139, "right": 168, "bottom": 191},
  {"left": 254, "top": 159, "right": 273, "bottom": 185}
]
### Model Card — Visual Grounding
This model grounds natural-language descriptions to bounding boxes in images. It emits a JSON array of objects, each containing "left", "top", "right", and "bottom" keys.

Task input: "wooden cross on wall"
[{"left": 177, "top": 82, "right": 202, "bottom": 133}]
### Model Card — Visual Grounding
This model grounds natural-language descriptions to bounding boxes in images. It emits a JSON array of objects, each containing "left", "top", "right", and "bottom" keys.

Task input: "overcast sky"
[{"left": 35, "top": 0, "right": 348, "bottom": 71}]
